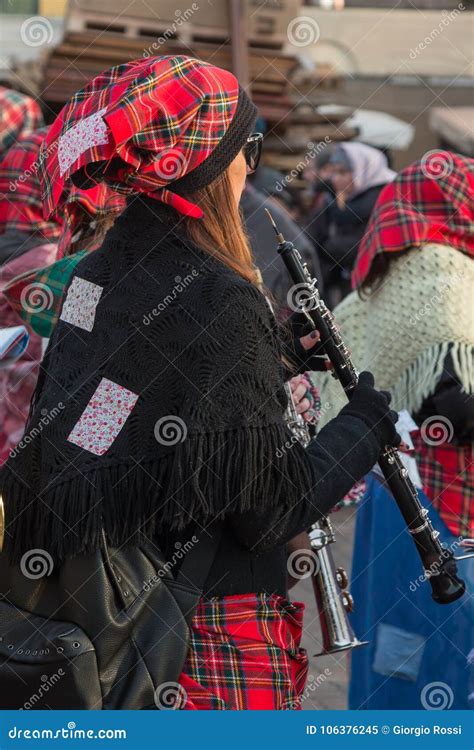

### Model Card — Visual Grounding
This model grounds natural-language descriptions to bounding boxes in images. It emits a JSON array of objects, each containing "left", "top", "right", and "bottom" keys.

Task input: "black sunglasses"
[{"left": 243, "top": 132, "right": 263, "bottom": 174}]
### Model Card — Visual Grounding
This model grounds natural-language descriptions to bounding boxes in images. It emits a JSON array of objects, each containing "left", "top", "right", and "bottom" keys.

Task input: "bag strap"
[{"left": 174, "top": 524, "right": 223, "bottom": 592}]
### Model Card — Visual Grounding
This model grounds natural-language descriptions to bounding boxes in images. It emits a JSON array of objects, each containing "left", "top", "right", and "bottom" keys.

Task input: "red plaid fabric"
[
  {"left": 0, "top": 128, "right": 63, "bottom": 242},
  {"left": 177, "top": 594, "right": 308, "bottom": 710},
  {"left": 0, "top": 86, "right": 43, "bottom": 157},
  {"left": 0, "top": 242, "right": 58, "bottom": 464},
  {"left": 412, "top": 432, "right": 473, "bottom": 538},
  {"left": 352, "top": 151, "right": 474, "bottom": 288},
  {"left": 0, "top": 127, "right": 125, "bottom": 251},
  {"left": 39, "top": 55, "right": 240, "bottom": 220}
]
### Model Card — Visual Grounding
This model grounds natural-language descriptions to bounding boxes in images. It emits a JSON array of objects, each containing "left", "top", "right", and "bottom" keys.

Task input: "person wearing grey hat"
[{"left": 305, "top": 142, "right": 396, "bottom": 307}]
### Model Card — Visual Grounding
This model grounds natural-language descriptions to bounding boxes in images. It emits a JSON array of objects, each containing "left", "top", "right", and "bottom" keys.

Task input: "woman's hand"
[
  {"left": 289, "top": 373, "right": 320, "bottom": 424},
  {"left": 298, "top": 329, "right": 333, "bottom": 372}
]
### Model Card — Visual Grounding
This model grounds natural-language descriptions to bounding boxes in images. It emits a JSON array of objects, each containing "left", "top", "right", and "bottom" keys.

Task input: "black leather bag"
[{"left": 0, "top": 527, "right": 221, "bottom": 710}]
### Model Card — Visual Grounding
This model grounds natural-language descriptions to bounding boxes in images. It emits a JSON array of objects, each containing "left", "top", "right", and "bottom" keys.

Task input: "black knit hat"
[{"left": 171, "top": 86, "right": 258, "bottom": 197}]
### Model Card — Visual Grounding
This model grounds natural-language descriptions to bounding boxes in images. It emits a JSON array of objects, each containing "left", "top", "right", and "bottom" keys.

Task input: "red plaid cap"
[
  {"left": 0, "top": 85, "right": 44, "bottom": 157},
  {"left": 39, "top": 55, "right": 256, "bottom": 220},
  {"left": 0, "top": 128, "right": 63, "bottom": 242},
  {"left": 352, "top": 151, "right": 474, "bottom": 288}
]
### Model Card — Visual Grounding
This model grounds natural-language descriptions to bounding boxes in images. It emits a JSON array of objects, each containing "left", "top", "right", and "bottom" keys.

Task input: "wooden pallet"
[
  {"left": 49, "top": 31, "right": 297, "bottom": 74},
  {"left": 43, "top": 29, "right": 299, "bottom": 110},
  {"left": 66, "top": 6, "right": 293, "bottom": 50}
]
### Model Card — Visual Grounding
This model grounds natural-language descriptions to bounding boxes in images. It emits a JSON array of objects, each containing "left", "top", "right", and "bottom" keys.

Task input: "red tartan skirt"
[
  {"left": 411, "top": 433, "right": 473, "bottom": 538},
  {"left": 177, "top": 593, "right": 309, "bottom": 710}
]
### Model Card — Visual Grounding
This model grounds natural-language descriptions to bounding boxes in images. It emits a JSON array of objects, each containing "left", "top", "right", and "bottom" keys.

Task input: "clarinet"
[
  {"left": 283, "top": 382, "right": 368, "bottom": 654},
  {"left": 265, "top": 209, "right": 466, "bottom": 605}
]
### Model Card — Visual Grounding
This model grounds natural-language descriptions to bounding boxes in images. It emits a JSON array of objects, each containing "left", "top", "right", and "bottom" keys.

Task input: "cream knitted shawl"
[{"left": 316, "top": 243, "right": 474, "bottom": 427}]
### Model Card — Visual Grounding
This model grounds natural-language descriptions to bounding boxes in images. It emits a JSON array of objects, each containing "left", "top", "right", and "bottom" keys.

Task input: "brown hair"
[
  {"left": 358, "top": 253, "right": 393, "bottom": 299},
  {"left": 66, "top": 210, "right": 119, "bottom": 256},
  {"left": 67, "top": 168, "right": 259, "bottom": 286},
  {"left": 183, "top": 170, "right": 258, "bottom": 285}
]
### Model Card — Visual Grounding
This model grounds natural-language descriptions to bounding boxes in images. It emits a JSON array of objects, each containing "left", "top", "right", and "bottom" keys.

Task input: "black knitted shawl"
[{"left": 1, "top": 198, "right": 314, "bottom": 563}]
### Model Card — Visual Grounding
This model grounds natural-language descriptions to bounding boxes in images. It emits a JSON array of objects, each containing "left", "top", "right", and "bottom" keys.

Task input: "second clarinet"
[{"left": 265, "top": 209, "right": 465, "bottom": 605}]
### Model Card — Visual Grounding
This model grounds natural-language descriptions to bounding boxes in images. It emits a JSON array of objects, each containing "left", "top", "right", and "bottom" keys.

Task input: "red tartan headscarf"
[
  {"left": 39, "top": 55, "right": 257, "bottom": 220},
  {"left": 0, "top": 128, "right": 126, "bottom": 250},
  {"left": 352, "top": 151, "right": 474, "bottom": 288},
  {"left": 0, "top": 86, "right": 44, "bottom": 157}
]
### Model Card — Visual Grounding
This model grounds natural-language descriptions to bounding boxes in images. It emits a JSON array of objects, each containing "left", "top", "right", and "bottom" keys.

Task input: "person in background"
[
  {"left": 305, "top": 141, "right": 395, "bottom": 307},
  {"left": 0, "top": 128, "right": 62, "bottom": 463},
  {"left": 0, "top": 128, "right": 125, "bottom": 463},
  {"left": 0, "top": 85, "right": 43, "bottom": 158},
  {"left": 302, "top": 147, "right": 335, "bottom": 216},
  {"left": 316, "top": 151, "right": 473, "bottom": 709}
]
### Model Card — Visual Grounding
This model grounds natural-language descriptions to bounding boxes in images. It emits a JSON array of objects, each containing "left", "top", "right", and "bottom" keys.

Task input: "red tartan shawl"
[
  {"left": 412, "top": 432, "right": 473, "bottom": 538},
  {"left": 352, "top": 151, "right": 474, "bottom": 288},
  {"left": 0, "top": 128, "right": 63, "bottom": 242},
  {"left": 0, "top": 86, "right": 44, "bottom": 157},
  {"left": 39, "top": 55, "right": 242, "bottom": 220}
]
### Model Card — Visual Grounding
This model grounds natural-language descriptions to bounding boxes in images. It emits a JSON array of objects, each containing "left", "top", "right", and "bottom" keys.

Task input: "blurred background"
[{"left": 1, "top": 0, "right": 473, "bottom": 180}]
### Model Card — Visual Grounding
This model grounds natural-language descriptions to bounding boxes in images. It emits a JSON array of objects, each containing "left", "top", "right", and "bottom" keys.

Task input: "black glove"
[
  {"left": 339, "top": 371, "right": 401, "bottom": 449},
  {"left": 282, "top": 312, "right": 329, "bottom": 374},
  {"left": 290, "top": 332, "right": 330, "bottom": 372}
]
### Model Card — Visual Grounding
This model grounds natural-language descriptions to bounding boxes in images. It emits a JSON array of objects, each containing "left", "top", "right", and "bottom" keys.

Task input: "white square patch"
[
  {"left": 60, "top": 276, "right": 103, "bottom": 332},
  {"left": 67, "top": 378, "right": 139, "bottom": 456},
  {"left": 58, "top": 108, "right": 109, "bottom": 177}
]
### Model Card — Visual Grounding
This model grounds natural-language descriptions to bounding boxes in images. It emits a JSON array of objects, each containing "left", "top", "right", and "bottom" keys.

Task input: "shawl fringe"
[
  {"left": 1, "top": 423, "right": 312, "bottom": 565},
  {"left": 390, "top": 341, "right": 473, "bottom": 417}
]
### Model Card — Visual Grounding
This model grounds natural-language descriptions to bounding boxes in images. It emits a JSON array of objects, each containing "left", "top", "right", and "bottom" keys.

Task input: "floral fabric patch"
[
  {"left": 58, "top": 108, "right": 109, "bottom": 177},
  {"left": 67, "top": 378, "right": 139, "bottom": 456},
  {"left": 60, "top": 276, "right": 103, "bottom": 332}
]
